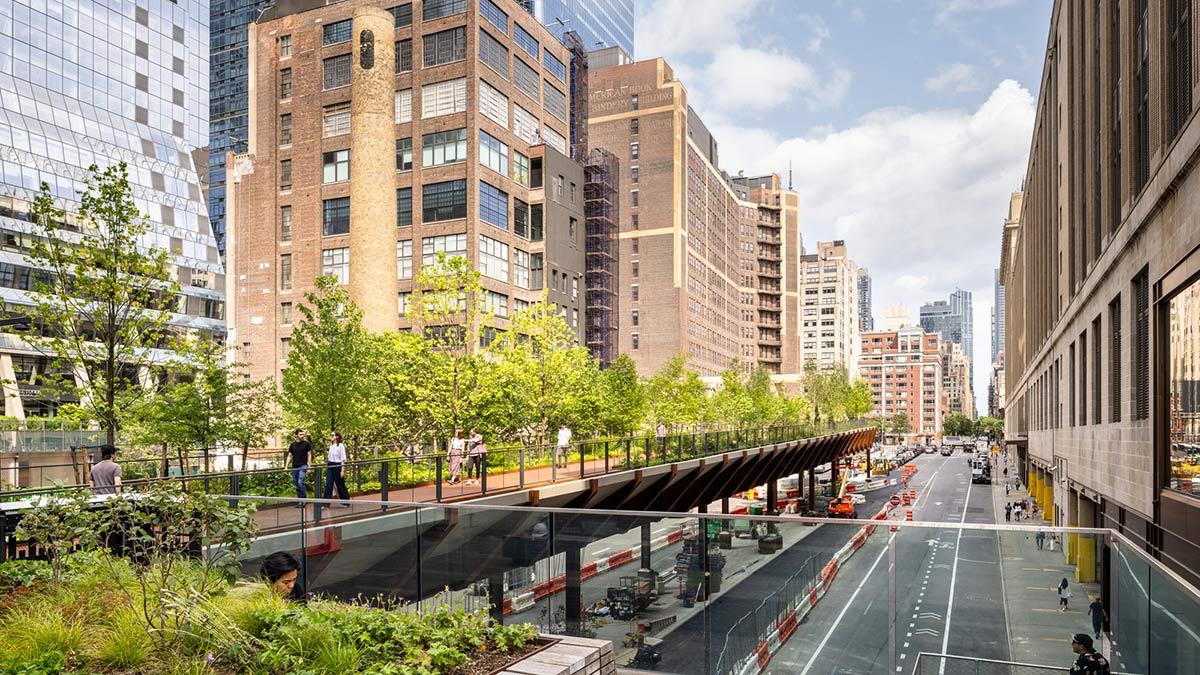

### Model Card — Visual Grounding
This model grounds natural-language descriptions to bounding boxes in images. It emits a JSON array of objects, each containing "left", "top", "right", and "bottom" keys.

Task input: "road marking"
[
  {"left": 800, "top": 531, "right": 896, "bottom": 675},
  {"left": 938, "top": 470, "right": 972, "bottom": 674},
  {"left": 592, "top": 547, "right": 610, "bottom": 555}
]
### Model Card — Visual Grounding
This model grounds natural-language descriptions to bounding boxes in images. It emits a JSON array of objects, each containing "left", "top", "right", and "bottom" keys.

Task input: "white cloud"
[
  {"left": 705, "top": 80, "right": 1035, "bottom": 412},
  {"left": 925, "top": 63, "right": 981, "bottom": 94},
  {"left": 635, "top": 0, "right": 761, "bottom": 60},
  {"left": 701, "top": 47, "right": 851, "bottom": 113},
  {"left": 935, "top": 0, "right": 1023, "bottom": 26},
  {"left": 797, "top": 14, "right": 832, "bottom": 53}
]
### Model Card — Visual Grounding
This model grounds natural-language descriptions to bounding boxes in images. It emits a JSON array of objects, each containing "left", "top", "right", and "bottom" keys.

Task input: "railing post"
[
  {"left": 579, "top": 442, "right": 585, "bottom": 478},
  {"left": 379, "top": 460, "right": 390, "bottom": 511},
  {"left": 313, "top": 469, "right": 324, "bottom": 523},
  {"left": 625, "top": 438, "right": 631, "bottom": 467},
  {"left": 676, "top": 435, "right": 683, "bottom": 462},
  {"left": 644, "top": 436, "right": 651, "bottom": 466},
  {"left": 435, "top": 456, "right": 443, "bottom": 501},
  {"left": 604, "top": 440, "right": 610, "bottom": 473},
  {"left": 228, "top": 473, "right": 241, "bottom": 510},
  {"left": 519, "top": 447, "right": 526, "bottom": 488},
  {"left": 481, "top": 454, "right": 488, "bottom": 494}
]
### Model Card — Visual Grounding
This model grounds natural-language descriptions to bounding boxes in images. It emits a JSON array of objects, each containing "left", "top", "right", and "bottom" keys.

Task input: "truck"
[{"left": 826, "top": 475, "right": 859, "bottom": 518}]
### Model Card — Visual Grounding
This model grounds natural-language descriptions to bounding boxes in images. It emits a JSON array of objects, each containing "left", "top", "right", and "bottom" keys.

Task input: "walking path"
[{"left": 991, "top": 453, "right": 1105, "bottom": 667}]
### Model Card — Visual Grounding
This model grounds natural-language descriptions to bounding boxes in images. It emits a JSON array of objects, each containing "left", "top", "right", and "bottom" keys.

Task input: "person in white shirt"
[
  {"left": 323, "top": 431, "right": 351, "bottom": 505},
  {"left": 556, "top": 424, "right": 572, "bottom": 470}
]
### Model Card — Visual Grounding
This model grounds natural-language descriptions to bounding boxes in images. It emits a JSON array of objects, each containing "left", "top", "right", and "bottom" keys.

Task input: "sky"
[{"left": 633, "top": 0, "right": 1053, "bottom": 416}]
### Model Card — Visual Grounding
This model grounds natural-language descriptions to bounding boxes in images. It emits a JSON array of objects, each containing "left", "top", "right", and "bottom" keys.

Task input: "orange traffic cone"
[{"left": 905, "top": 509, "right": 914, "bottom": 521}]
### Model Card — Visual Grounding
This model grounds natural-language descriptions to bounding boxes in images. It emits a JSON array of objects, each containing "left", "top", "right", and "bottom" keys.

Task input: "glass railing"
[{"left": 184, "top": 497, "right": 1199, "bottom": 674}]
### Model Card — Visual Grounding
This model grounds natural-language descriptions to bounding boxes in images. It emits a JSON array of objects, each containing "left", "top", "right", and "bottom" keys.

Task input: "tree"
[
  {"left": 844, "top": 379, "right": 874, "bottom": 420},
  {"left": 974, "top": 415, "right": 1004, "bottom": 441},
  {"left": 23, "top": 164, "right": 180, "bottom": 444},
  {"left": 280, "top": 275, "right": 380, "bottom": 451},
  {"left": 593, "top": 354, "right": 646, "bottom": 436},
  {"left": 801, "top": 361, "right": 854, "bottom": 428},
  {"left": 709, "top": 366, "right": 754, "bottom": 427},
  {"left": 646, "top": 354, "right": 708, "bottom": 430},
  {"left": 890, "top": 412, "right": 911, "bottom": 435},
  {"left": 943, "top": 412, "right": 975, "bottom": 436},
  {"left": 225, "top": 377, "right": 281, "bottom": 469}
]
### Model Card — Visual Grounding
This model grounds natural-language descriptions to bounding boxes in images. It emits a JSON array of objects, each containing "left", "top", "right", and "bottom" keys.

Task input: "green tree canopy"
[
  {"left": 974, "top": 415, "right": 1004, "bottom": 440},
  {"left": 593, "top": 354, "right": 646, "bottom": 436},
  {"left": 943, "top": 412, "right": 975, "bottom": 436},
  {"left": 890, "top": 412, "right": 911, "bottom": 435},
  {"left": 646, "top": 354, "right": 709, "bottom": 430}
]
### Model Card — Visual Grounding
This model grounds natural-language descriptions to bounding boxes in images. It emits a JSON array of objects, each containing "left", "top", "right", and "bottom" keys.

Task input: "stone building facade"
[{"left": 797, "top": 241, "right": 861, "bottom": 378}]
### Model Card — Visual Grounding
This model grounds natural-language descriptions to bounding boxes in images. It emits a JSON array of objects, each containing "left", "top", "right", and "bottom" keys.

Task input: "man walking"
[
  {"left": 90, "top": 445, "right": 122, "bottom": 495},
  {"left": 1004, "top": 503, "right": 1012, "bottom": 522},
  {"left": 1088, "top": 599, "right": 1107, "bottom": 640},
  {"left": 323, "top": 431, "right": 350, "bottom": 506},
  {"left": 287, "top": 429, "right": 312, "bottom": 504},
  {"left": 1068, "top": 634, "right": 1110, "bottom": 673},
  {"left": 1036, "top": 529, "right": 1046, "bottom": 550},
  {"left": 556, "top": 423, "right": 572, "bottom": 471}
]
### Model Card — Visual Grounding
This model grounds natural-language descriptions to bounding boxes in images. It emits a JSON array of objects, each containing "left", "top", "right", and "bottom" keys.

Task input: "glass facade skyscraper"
[
  {"left": 919, "top": 289, "right": 974, "bottom": 363},
  {"left": 525, "top": 0, "right": 634, "bottom": 55},
  {"left": 0, "top": 0, "right": 224, "bottom": 416}
]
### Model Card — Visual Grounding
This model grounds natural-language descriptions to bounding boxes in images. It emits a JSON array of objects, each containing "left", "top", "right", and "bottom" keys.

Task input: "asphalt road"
[{"left": 762, "top": 451, "right": 1009, "bottom": 675}]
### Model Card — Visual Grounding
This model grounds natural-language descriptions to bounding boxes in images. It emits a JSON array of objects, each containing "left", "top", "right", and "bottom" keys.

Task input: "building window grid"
[
  {"left": 396, "top": 137, "right": 413, "bottom": 171},
  {"left": 279, "top": 68, "right": 292, "bottom": 99},
  {"left": 391, "top": 4, "right": 413, "bottom": 27},
  {"left": 1092, "top": 315, "right": 1102, "bottom": 425},
  {"left": 479, "top": 28, "right": 510, "bottom": 79},
  {"left": 514, "top": 248, "right": 530, "bottom": 289},
  {"left": 514, "top": 199, "right": 529, "bottom": 238},
  {"left": 322, "top": 149, "right": 350, "bottom": 184},
  {"left": 424, "top": 27, "right": 467, "bottom": 68},
  {"left": 423, "top": 0, "right": 466, "bottom": 21},
  {"left": 513, "top": 23, "right": 539, "bottom": 59},
  {"left": 322, "top": 197, "right": 350, "bottom": 236},
  {"left": 322, "top": 247, "right": 350, "bottom": 285},
  {"left": 422, "top": 128, "right": 468, "bottom": 166},
  {"left": 1110, "top": 295, "right": 1122, "bottom": 422},
  {"left": 512, "top": 151, "right": 530, "bottom": 186},
  {"left": 396, "top": 88, "right": 413, "bottom": 122},
  {"left": 422, "top": 78, "right": 467, "bottom": 118},
  {"left": 422, "top": 179, "right": 468, "bottom": 222},
  {"left": 279, "top": 159, "right": 292, "bottom": 191},
  {"left": 323, "top": 102, "right": 351, "bottom": 137},
  {"left": 322, "top": 19, "right": 351, "bottom": 46},
  {"left": 397, "top": 187, "right": 412, "bottom": 226},
  {"left": 480, "top": 130, "right": 509, "bottom": 175},
  {"left": 513, "top": 57, "right": 540, "bottom": 100},
  {"left": 422, "top": 233, "right": 467, "bottom": 265},
  {"left": 323, "top": 54, "right": 351, "bottom": 90},
  {"left": 397, "top": 239, "right": 413, "bottom": 279},
  {"left": 278, "top": 34, "right": 292, "bottom": 58},
  {"left": 543, "top": 81, "right": 567, "bottom": 121},
  {"left": 395, "top": 39, "right": 413, "bottom": 73},
  {"left": 478, "top": 234, "right": 509, "bottom": 282},
  {"left": 279, "top": 113, "right": 292, "bottom": 145},
  {"left": 280, "top": 206, "right": 293, "bottom": 242},
  {"left": 1133, "top": 268, "right": 1150, "bottom": 419},
  {"left": 543, "top": 49, "right": 566, "bottom": 81},
  {"left": 280, "top": 254, "right": 292, "bottom": 290},
  {"left": 479, "top": 181, "right": 509, "bottom": 230},
  {"left": 480, "top": 0, "right": 508, "bottom": 31},
  {"left": 480, "top": 79, "right": 510, "bottom": 127}
]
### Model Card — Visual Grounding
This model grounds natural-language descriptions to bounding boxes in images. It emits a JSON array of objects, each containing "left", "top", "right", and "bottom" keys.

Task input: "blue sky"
[{"left": 634, "top": 0, "right": 1054, "bottom": 415}]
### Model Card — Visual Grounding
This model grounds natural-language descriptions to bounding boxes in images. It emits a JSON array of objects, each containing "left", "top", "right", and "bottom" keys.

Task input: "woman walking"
[
  {"left": 323, "top": 431, "right": 351, "bottom": 506},
  {"left": 467, "top": 434, "right": 487, "bottom": 486},
  {"left": 448, "top": 429, "right": 466, "bottom": 485},
  {"left": 1057, "top": 577, "right": 1072, "bottom": 612}
]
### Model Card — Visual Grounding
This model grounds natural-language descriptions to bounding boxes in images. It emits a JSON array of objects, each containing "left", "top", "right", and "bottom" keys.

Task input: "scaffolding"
[
  {"left": 564, "top": 31, "right": 589, "bottom": 163},
  {"left": 585, "top": 148, "right": 619, "bottom": 366}
]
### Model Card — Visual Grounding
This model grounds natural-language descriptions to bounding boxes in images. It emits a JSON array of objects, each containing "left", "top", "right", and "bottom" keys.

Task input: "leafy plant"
[
  {"left": 0, "top": 559, "right": 51, "bottom": 591},
  {"left": 12, "top": 490, "right": 96, "bottom": 583}
]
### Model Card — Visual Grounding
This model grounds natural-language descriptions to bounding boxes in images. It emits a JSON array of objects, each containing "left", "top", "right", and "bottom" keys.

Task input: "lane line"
[
  {"left": 800, "top": 532, "right": 896, "bottom": 675},
  {"left": 938, "top": 464, "right": 972, "bottom": 675}
]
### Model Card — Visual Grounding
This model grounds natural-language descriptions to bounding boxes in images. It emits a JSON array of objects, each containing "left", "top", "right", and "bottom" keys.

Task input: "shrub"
[
  {"left": 0, "top": 559, "right": 51, "bottom": 592},
  {"left": 91, "top": 610, "right": 152, "bottom": 670}
]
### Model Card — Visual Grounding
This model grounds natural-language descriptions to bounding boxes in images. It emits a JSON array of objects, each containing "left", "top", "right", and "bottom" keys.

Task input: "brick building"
[
  {"left": 226, "top": 0, "right": 584, "bottom": 383},
  {"left": 860, "top": 327, "right": 945, "bottom": 441},
  {"left": 797, "top": 241, "right": 861, "bottom": 378},
  {"left": 941, "top": 340, "right": 974, "bottom": 419}
]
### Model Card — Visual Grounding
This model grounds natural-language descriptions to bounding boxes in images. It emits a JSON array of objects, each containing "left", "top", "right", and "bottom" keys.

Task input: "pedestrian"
[
  {"left": 467, "top": 434, "right": 487, "bottom": 486},
  {"left": 286, "top": 429, "right": 312, "bottom": 505},
  {"left": 323, "top": 431, "right": 350, "bottom": 506},
  {"left": 465, "top": 428, "right": 483, "bottom": 482},
  {"left": 448, "top": 429, "right": 465, "bottom": 484},
  {"left": 1068, "top": 633, "right": 1110, "bottom": 673},
  {"left": 656, "top": 421, "right": 667, "bottom": 454},
  {"left": 1057, "top": 578, "right": 1072, "bottom": 612},
  {"left": 1013, "top": 503, "right": 1023, "bottom": 521},
  {"left": 1088, "top": 598, "right": 1107, "bottom": 639},
  {"left": 1036, "top": 530, "right": 1046, "bottom": 550},
  {"left": 1004, "top": 503, "right": 1012, "bottom": 522},
  {"left": 1006, "top": 481, "right": 1011, "bottom": 495},
  {"left": 90, "top": 445, "right": 123, "bottom": 495},
  {"left": 259, "top": 551, "right": 302, "bottom": 599},
  {"left": 556, "top": 423, "right": 572, "bottom": 471}
]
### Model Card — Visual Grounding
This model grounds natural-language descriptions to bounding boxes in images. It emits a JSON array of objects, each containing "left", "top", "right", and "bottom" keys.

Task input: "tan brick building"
[
  {"left": 1003, "top": 0, "right": 1200, "bottom": 590},
  {"left": 226, "top": 0, "right": 584, "bottom": 383},
  {"left": 941, "top": 340, "right": 974, "bottom": 419},
  {"left": 860, "top": 327, "right": 945, "bottom": 441},
  {"left": 586, "top": 58, "right": 802, "bottom": 378},
  {"left": 797, "top": 240, "right": 861, "bottom": 378}
]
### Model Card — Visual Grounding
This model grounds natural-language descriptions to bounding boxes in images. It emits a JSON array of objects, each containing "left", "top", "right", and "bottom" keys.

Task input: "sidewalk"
[{"left": 991, "top": 459, "right": 1104, "bottom": 667}]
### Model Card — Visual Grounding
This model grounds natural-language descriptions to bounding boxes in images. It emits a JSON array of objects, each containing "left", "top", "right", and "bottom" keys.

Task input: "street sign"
[{"left": 889, "top": 494, "right": 901, "bottom": 507}]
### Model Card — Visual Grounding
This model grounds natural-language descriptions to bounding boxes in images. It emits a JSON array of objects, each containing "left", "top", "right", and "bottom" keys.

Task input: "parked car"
[{"left": 939, "top": 447, "right": 953, "bottom": 457}]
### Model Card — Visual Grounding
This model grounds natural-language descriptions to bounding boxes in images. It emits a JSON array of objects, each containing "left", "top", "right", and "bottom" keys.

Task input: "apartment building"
[
  {"left": 797, "top": 241, "right": 861, "bottom": 377},
  {"left": 860, "top": 327, "right": 945, "bottom": 441},
  {"left": 1003, "top": 1, "right": 1200, "bottom": 585},
  {"left": 227, "top": 0, "right": 585, "bottom": 383},
  {"left": 941, "top": 340, "right": 974, "bottom": 418},
  {"left": 857, "top": 267, "right": 874, "bottom": 332}
]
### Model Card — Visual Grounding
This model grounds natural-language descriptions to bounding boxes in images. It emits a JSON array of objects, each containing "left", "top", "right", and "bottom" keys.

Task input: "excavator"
[{"left": 826, "top": 463, "right": 860, "bottom": 519}]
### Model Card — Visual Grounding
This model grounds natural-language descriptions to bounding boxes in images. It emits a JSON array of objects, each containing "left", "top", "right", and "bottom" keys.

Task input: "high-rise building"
[
  {"left": 0, "top": 0, "right": 225, "bottom": 419},
  {"left": 587, "top": 58, "right": 802, "bottom": 377},
  {"left": 919, "top": 289, "right": 974, "bottom": 363},
  {"left": 209, "top": 0, "right": 274, "bottom": 256},
  {"left": 1004, "top": 1, "right": 1200, "bottom": 586},
  {"left": 991, "top": 267, "right": 1005, "bottom": 363},
  {"left": 227, "top": 0, "right": 584, "bottom": 384},
  {"left": 941, "top": 340, "right": 974, "bottom": 418},
  {"left": 797, "top": 241, "right": 861, "bottom": 377},
  {"left": 857, "top": 267, "right": 874, "bottom": 332},
  {"left": 991, "top": 192, "right": 1020, "bottom": 418},
  {"left": 522, "top": 0, "right": 634, "bottom": 56},
  {"left": 860, "top": 327, "right": 945, "bottom": 441}
]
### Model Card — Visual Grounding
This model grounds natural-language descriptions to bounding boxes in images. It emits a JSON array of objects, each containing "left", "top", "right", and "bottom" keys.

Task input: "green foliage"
[
  {"left": 942, "top": 412, "right": 975, "bottom": 436},
  {"left": 974, "top": 415, "right": 1004, "bottom": 440},
  {"left": 0, "top": 559, "right": 52, "bottom": 591},
  {"left": 646, "top": 354, "right": 709, "bottom": 429},
  {"left": 282, "top": 275, "right": 382, "bottom": 448},
  {"left": 13, "top": 490, "right": 96, "bottom": 583},
  {"left": 0, "top": 604, "right": 85, "bottom": 668},
  {"left": 593, "top": 355, "right": 646, "bottom": 436},
  {"left": 93, "top": 610, "right": 153, "bottom": 670},
  {"left": 23, "top": 164, "right": 180, "bottom": 444},
  {"left": 890, "top": 412, "right": 912, "bottom": 435},
  {"left": 800, "top": 362, "right": 865, "bottom": 427}
]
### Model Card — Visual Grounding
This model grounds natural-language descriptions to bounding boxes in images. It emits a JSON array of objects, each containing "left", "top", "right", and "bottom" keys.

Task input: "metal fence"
[
  {"left": 714, "top": 552, "right": 821, "bottom": 675},
  {"left": 913, "top": 653, "right": 1072, "bottom": 674}
]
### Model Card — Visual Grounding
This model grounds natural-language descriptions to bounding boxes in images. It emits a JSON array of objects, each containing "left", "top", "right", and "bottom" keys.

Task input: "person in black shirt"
[
  {"left": 1069, "top": 633, "right": 1110, "bottom": 674},
  {"left": 287, "top": 429, "right": 312, "bottom": 504}
]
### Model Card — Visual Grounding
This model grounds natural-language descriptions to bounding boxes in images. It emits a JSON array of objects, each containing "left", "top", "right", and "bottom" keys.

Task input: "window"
[
  {"left": 630, "top": 117, "right": 639, "bottom": 134},
  {"left": 396, "top": 137, "right": 413, "bottom": 170},
  {"left": 424, "top": 27, "right": 466, "bottom": 67},
  {"left": 423, "top": 180, "right": 467, "bottom": 222},
  {"left": 514, "top": 249, "right": 531, "bottom": 289},
  {"left": 1110, "top": 294, "right": 1122, "bottom": 422},
  {"left": 631, "top": 238, "right": 639, "bottom": 254},
  {"left": 630, "top": 141, "right": 639, "bottom": 159},
  {"left": 322, "top": 247, "right": 350, "bottom": 285},
  {"left": 480, "top": 0, "right": 508, "bottom": 31},
  {"left": 395, "top": 39, "right": 413, "bottom": 72},
  {"left": 398, "top": 292, "right": 411, "bottom": 315},
  {"left": 554, "top": 175, "right": 564, "bottom": 197},
  {"left": 422, "top": 128, "right": 467, "bottom": 166},
  {"left": 423, "top": 0, "right": 465, "bottom": 20},
  {"left": 1167, "top": 271, "right": 1200, "bottom": 494},
  {"left": 1168, "top": 0, "right": 1193, "bottom": 140},
  {"left": 479, "top": 29, "right": 509, "bottom": 78},
  {"left": 512, "top": 104, "right": 539, "bottom": 144},
  {"left": 479, "top": 234, "right": 509, "bottom": 281},
  {"left": 1133, "top": 267, "right": 1150, "bottom": 419},
  {"left": 1069, "top": 342, "right": 1077, "bottom": 427},
  {"left": 543, "top": 81, "right": 567, "bottom": 121},
  {"left": 479, "top": 79, "right": 510, "bottom": 127},
  {"left": 323, "top": 102, "right": 351, "bottom": 137},
  {"left": 280, "top": 206, "right": 293, "bottom": 242},
  {"left": 543, "top": 49, "right": 566, "bottom": 80},
  {"left": 1135, "top": 1, "right": 1151, "bottom": 190},
  {"left": 542, "top": 126, "right": 566, "bottom": 154},
  {"left": 280, "top": 302, "right": 292, "bottom": 325},
  {"left": 632, "top": 261, "right": 639, "bottom": 278},
  {"left": 391, "top": 4, "right": 412, "bottom": 27},
  {"left": 322, "top": 197, "right": 350, "bottom": 236},
  {"left": 531, "top": 203, "right": 543, "bottom": 240},
  {"left": 631, "top": 309, "right": 639, "bottom": 327},
  {"left": 631, "top": 190, "right": 639, "bottom": 207},
  {"left": 422, "top": 78, "right": 467, "bottom": 118},
  {"left": 323, "top": 19, "right": 351, "bottom": 46},
  {"left": 1080, "top": 331, "right": 1088, "bottom": 425},
  {"left": 279, "top": 114, "right": 292, "bottom": 145},
  {"left": 631, "top": 214, "right": 638, "bottom": 229},
  {"left": 397, "top": 240, "right": 413, "bottom": 279},
  {"left": 569, "top": 216, "right": 577, "bottom": 239},
  {"left": 631, "top": 94, "right": 639, "bottom": 110},
  {"left": 530, "top": 156, "right": 543, "bottom": 188},
  {"left": 632, "top": 334, "right": 639, "bottom": 350},
  {"left": 397, "top": 188, "right": 412, "bottom": 226},
  {"left": 513, "top": 57, "right": 540, "bottom": 100},
  {"left": 513, "top": 23, "right": 539, "bottom": 59},
  {"left": 530, "top": 252, "right": 544, "bottom": 289},
  {"left": 281, "top": 337, "right": 290, "bottom": 360},
  {"left": 280, "top": 254, "right": 293, "bottom": 290},
  {"left": 422, "top": 233, "right": 467, "bottom": 265},
  {"left": 480, "top": 131, "right": 509, "bottom": 174},
  {"left": 395, "top": 89, "right": 413, "bottom": 122},
  {"left": 323, "top": 149, "right": 350, "bottom": 184},
  {"left": 514, "top": 199, "right": 529, "bottom": 238},
  {"left": 631, "top": 167, "right": 639, "bottom": 184},
  {"left": 279, "top": 159, "right": 292, "bottom": 191},
  {"left": 279, "top": 34, "right": 292, "bottom": 58},
  {"left": 279, "top": 68, "right": 292, "bottom": 99},
  {"left": 483, "top": 289, "right": 509, "bottom": 317},
  {"left": 479, "top": 181, "right": 509, "bottom": 229},
  {"left": 1093, "top": 315, "right": 1102, "bottom": 425},
  {"left": 323, "top": 54, "right": 351, "bottom": 89}
]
